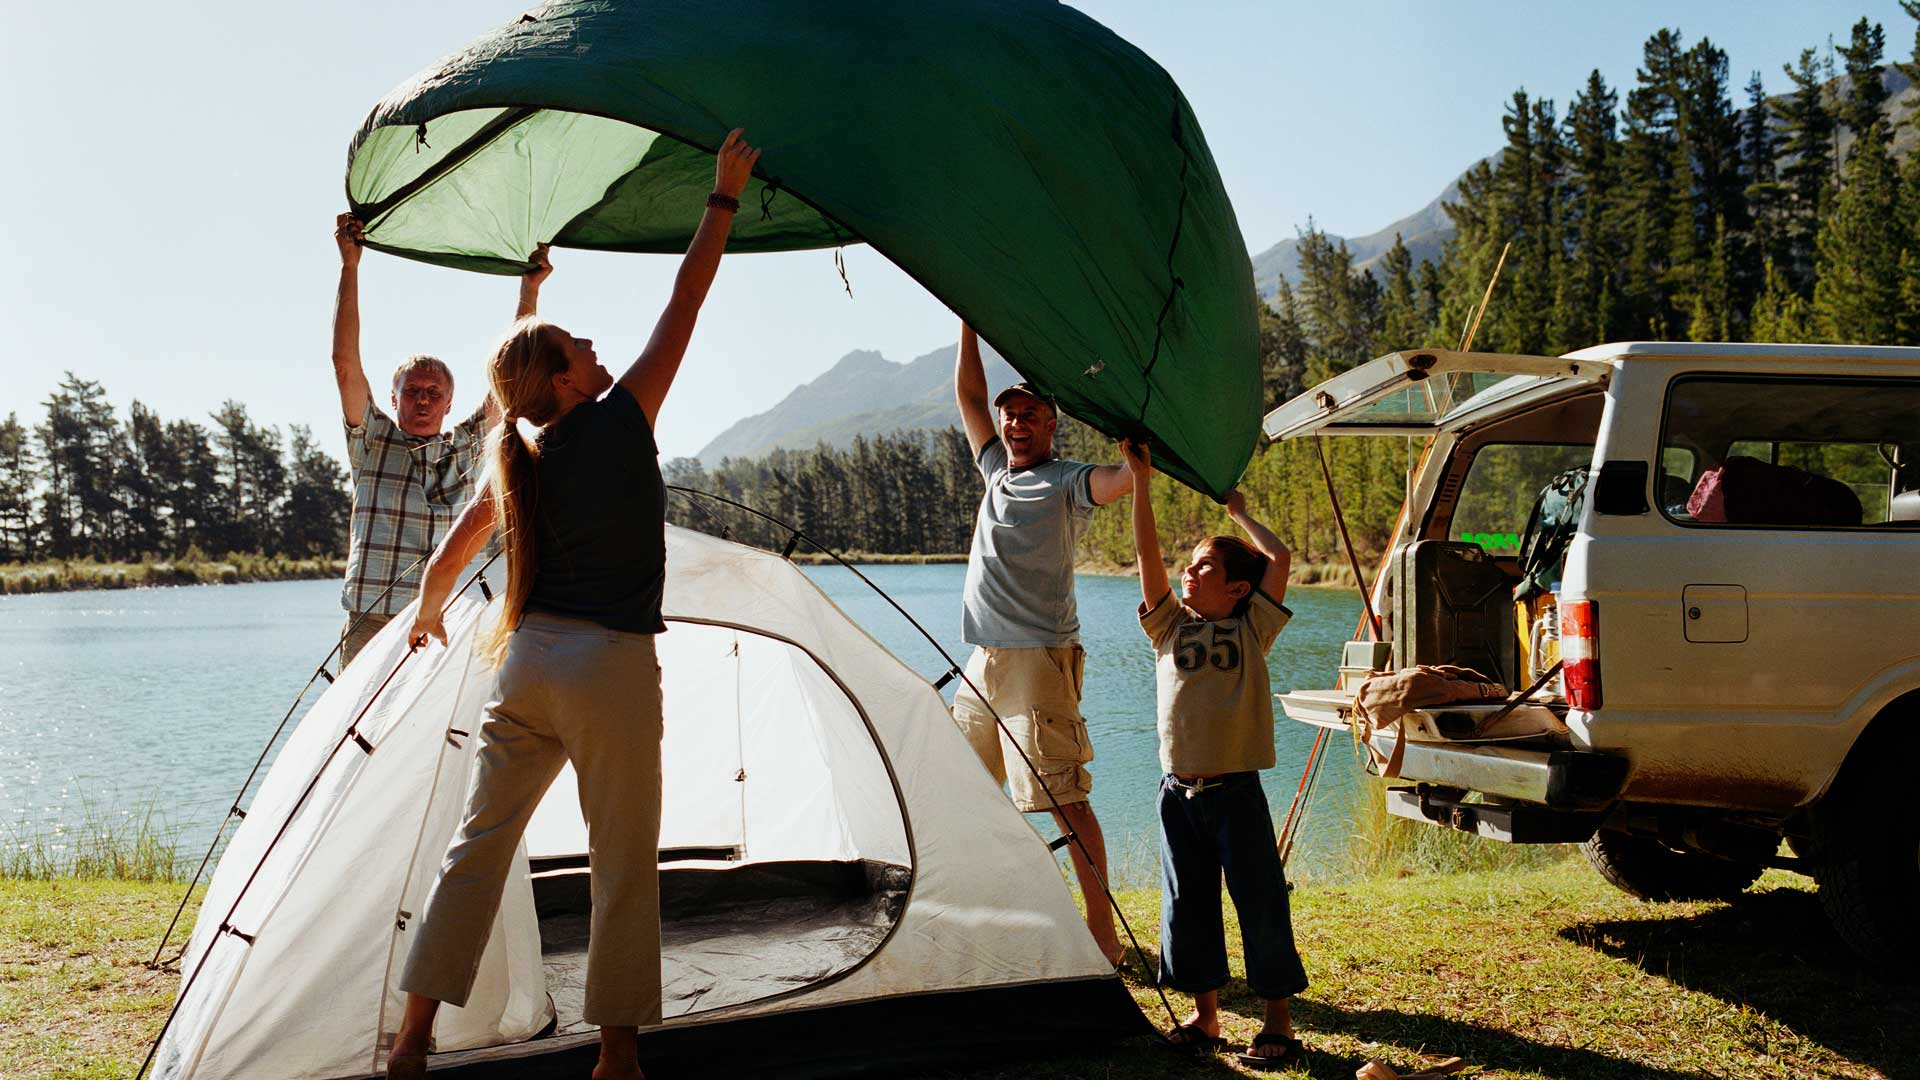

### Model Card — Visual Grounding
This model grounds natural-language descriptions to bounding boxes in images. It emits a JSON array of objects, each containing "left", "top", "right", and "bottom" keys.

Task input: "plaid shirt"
[{"left": 341, "top": 402, "right": 487, "bottom": 616}]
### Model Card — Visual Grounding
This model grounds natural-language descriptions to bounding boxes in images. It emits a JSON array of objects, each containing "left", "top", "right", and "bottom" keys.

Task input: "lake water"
[{"left": 0, "top": 568, "right": 1368, "bottom": 885}]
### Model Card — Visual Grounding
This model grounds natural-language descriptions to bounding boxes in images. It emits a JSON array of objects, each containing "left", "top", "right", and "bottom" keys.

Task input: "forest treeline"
[
  {"left": 0, "top": 374, "right": 349, "bottom": 565},
  {"left": 13, "top": 13, "right": 1920, "bottom": 574},
  {"left": 674, "top": 10, "right": 1920, "bottom": 565}
]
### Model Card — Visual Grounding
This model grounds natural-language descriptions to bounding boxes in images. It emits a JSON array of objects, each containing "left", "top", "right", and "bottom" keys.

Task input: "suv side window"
[
  {"left": 1660, "top": 376, "right": 1920, "bottom": 528},
  {"left": 1452, "top": 444, "right": 1594, "bottom": 553}
]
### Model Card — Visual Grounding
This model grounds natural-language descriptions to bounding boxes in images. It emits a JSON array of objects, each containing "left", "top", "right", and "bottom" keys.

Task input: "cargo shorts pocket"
[{"left": 1027, "top": 708, "right": 1093, "bottom": 767}]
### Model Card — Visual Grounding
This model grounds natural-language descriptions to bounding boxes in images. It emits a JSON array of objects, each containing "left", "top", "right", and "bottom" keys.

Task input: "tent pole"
[
  {"left": 147, "top": 550, "right": 432, "bottom": 968},
  {"left": 354, "top": 107, "right": 541, "bottom": 229},
  {"left": 135, "top": 557, "right": 499, "bottom": 1079}
]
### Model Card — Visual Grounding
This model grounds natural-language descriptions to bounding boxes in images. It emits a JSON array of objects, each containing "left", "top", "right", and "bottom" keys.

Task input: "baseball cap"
[{"left": 992, "top": 381, "right": 1057, "bottom": 410}]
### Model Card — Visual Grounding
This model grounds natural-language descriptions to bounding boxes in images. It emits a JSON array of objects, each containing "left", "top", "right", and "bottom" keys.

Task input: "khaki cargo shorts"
[{"left": 950, "top": 645, "right": 1093, "bottom": 812}]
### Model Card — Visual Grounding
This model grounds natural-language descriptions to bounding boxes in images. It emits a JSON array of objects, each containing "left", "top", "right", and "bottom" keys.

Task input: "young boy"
[{"left": 1123, "top": 440, "right": 1309, "bottom": 1070}]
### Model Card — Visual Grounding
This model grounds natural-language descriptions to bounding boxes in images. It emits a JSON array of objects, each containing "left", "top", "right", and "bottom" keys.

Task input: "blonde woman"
[{"left": 388, "top": 129, "right": 762, "bottom": 1080}]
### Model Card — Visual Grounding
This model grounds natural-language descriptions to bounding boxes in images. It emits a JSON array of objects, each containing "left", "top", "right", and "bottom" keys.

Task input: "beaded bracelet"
[{"left": 706, "top": 192, "right": 741, "bottom": 213}]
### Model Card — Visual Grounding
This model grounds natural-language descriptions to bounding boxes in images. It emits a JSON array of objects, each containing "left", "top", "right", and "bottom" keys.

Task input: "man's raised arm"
[
  {"left": 954, "top": 321, "right": 996, "bottom": 456},
  {"left": 331, "top": 213, "right": 373, "bottom": 426}
]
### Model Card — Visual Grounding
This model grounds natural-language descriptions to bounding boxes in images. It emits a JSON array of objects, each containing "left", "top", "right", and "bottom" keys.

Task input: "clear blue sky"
[{"left": 2, "top": 1, "right": 1911, "bottom": 460}]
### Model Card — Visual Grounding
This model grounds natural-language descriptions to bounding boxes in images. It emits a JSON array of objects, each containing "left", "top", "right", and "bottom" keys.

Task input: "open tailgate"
[{"left": 1263, "top": 349, "right": 1610, "bottom": 440}]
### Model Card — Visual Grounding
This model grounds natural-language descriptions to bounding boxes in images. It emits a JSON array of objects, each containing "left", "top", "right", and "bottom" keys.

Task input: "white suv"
[{"left": 1267, "top": 343, "right": 1920, "bottom": 965}]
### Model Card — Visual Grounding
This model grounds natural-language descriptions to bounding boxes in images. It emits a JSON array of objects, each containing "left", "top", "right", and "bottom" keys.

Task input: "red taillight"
[{"left": 1560, "top": 600, "right": 1601, "bottom": 711}]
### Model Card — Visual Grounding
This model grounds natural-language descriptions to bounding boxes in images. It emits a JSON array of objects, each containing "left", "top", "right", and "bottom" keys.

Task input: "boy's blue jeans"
[{"left": 1157, "top": 772, "right": 1309, "bottom": 1000}]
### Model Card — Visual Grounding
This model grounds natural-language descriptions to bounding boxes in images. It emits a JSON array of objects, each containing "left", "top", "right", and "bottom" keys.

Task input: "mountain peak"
[
  {"left": 694, "top": 343, "right": 1018, "bottom": 463},
  {"left": 824, "top": 349, "right": 893, "bottom": 378}
]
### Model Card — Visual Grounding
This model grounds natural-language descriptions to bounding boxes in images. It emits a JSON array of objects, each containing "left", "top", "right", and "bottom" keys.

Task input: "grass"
[
  {"left": 0, "top": 552, "right": 346, "bottom": 595},
  {"left": 1335, "top": 776, "right": 1574, "bottom": 881},
  {"left": 3, "top": 804, "right": 183, "bottom": 883},
  {"left": 8, "top": 859, "right": 1913, "bottom": 1079},
  {"left": 1, "top": 877, "right": 199, "bottom": 1079}
]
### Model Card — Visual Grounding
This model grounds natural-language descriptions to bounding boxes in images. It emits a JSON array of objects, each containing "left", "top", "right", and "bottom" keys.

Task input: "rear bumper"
[
  {"left": 1371, "top": 735, "right": 1629, "bottom": 808},
  {"left": 1279, "top": 690, "right": 1628, "bottom": 807}
]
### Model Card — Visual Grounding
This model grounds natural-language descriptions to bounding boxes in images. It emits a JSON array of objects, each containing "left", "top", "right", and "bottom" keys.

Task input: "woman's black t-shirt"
[{"left": 523, "top": 384, "right": 668, "bottom": 634}]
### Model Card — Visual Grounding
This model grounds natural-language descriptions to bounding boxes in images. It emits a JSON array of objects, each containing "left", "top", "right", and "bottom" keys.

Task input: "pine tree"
[
  {"left": 1617, "top": 29, "right": 1689, "bottom": 338},
  {"left": 1259, "top": 280, "right": 1311, "bottom": 407},
  {"left": 1486, "top": 90, "right": 1562, "bottom": 354},
  {"left": 1836, "top": 18, "right": 1891, "bottom": 147},
  {"left": 167, "top": 419, "right": 224, "bottom": 555},
  {"left": 1436, "top": 158, "right": 1500, "bottom": 349},
  {"left": 1895, "top": 2, "right": 1920, "bottom": 341},
  {"left": 1774, "top": 48, "right": 1837, "bottom": 290},
  {"left": 1743, "top": 70, "right": 1790, "bottom": 309},
  {"left": 1689, "top": 215, "right": 1736, "bottom": 342},
  {"left": 1680, "top": 39, "right": 1748, "bottom": 332},
  {"left": 1561, "top": 70, "right": 1621, "bottom": 347},
  {"left": 0, "top": 414, "right": 37, "bottom": 561},
  {"left": 281, "top": 425, "right": 351, "bottom": 557},
  {"left": 1811, "top": 121, "right": 1906, "bottom": 343},
  {"left": 1750, "top": 256, "right": 1813, "bottom": 341},
  {"left": 118, "top": 401, "right": 170, "bottom": 558},
  {"left": 1377, "top": 234, "right": 1426, "bottom": 351},
  {"left": 1293, "top": 224, "right": 1370, "bottom": 371},
  {"left": 37, "top": 374, "right": 120, "bottom": 560}
]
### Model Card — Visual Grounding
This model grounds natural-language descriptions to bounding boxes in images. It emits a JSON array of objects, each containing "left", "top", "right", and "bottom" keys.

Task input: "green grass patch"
[
  {"left": 4, "top": 804, "right": 183, "bottom": 883},
  {"left": 1336, "top": 777, "right": 1574, "bottom": 881},
  {"left": 9, "top": 863, "right": 1915, "bottom": 1078},
  {"left": 0, "top": 878, "right": 200, "bottom": 1079}
]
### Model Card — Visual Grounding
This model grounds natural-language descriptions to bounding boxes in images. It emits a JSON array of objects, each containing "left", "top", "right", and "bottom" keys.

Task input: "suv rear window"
[
  {"left": 1454, "top": 444, "right": 1594, "bottom": 553},
  {"left": 1660, "top": 376, "right": 1920, "bottom": 528}
]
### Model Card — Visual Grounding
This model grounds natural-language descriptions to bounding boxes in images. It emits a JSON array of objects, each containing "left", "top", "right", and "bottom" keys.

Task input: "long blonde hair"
[{"left": 477, "top": 317, "right": 570, "bottom": 665}]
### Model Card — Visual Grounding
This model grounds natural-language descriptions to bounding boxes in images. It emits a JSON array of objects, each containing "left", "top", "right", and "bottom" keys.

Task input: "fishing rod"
[{"left": 668, "top": 485, "right": 1183, "bottom": 1032}]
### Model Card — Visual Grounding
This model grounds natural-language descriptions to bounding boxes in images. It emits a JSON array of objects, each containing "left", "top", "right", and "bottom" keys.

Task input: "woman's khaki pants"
[{"left": 400, "top": 613, "right": 664, "bottom": 1028}]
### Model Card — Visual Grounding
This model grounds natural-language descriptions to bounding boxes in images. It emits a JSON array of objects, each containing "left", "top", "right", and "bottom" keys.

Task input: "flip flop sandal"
[
  {"left": 1235, "top": 1031, "right": 1306, "bottom": 1071},
  {"left": 1163, "top": 1022, "right": 1229, "bottom": 1051}
]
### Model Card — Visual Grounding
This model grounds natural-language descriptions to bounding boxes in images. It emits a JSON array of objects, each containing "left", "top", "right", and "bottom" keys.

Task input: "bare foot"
[{"left": 1174, "top": 1009, "right": 1221, "bottom": 1041}]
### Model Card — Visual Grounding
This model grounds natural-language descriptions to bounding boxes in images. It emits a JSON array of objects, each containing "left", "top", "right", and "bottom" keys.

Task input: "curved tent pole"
[
  {"left": 147, "top": 551, "right": 439, "bottom": 968},
  {"left": 135, "top": 557, "right": 500, "bottom": 1080},
  {"left": 666, "top": 486, "right": 1182, "bottom": 1032}
]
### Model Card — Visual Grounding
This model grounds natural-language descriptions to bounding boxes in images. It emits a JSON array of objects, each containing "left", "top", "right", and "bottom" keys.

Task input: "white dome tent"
[{"left": 146, "top": 518, "right": 1148, "bottom": 1080}]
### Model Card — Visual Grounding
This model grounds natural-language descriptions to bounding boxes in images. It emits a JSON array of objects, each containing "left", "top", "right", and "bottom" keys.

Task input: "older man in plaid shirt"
[{"left": 331, "top": 214, "right": 551, "bottom": 665}]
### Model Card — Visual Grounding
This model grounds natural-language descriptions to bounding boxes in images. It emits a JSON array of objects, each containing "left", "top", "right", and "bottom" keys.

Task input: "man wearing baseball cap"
[{"left": 951, "top": 318, "right": 1131, "bottom": 965}]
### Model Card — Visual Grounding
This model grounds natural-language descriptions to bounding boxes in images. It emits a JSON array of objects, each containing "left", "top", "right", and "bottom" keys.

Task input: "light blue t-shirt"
[{"left": 962, "top": 437, "right": 1100, "bottom": 648}]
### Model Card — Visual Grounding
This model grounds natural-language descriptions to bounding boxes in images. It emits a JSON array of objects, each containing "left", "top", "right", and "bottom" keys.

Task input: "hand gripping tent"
[
  {"left": 153, "top": 525, "right": 1146, "bottom": 1079},
  {"left": 345, "top": 0, "right": 1262, "bottom": 499}
]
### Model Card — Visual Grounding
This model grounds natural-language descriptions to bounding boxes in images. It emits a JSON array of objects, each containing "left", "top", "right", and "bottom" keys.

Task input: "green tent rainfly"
[{"left": 347, "top": 0, "right": 1261, "bottom": 498}]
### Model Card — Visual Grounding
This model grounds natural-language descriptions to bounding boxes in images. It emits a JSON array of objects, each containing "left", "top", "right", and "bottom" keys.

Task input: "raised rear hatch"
[{"left": 1262, "top": 349, "right": 1610, "bottom": 440}]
